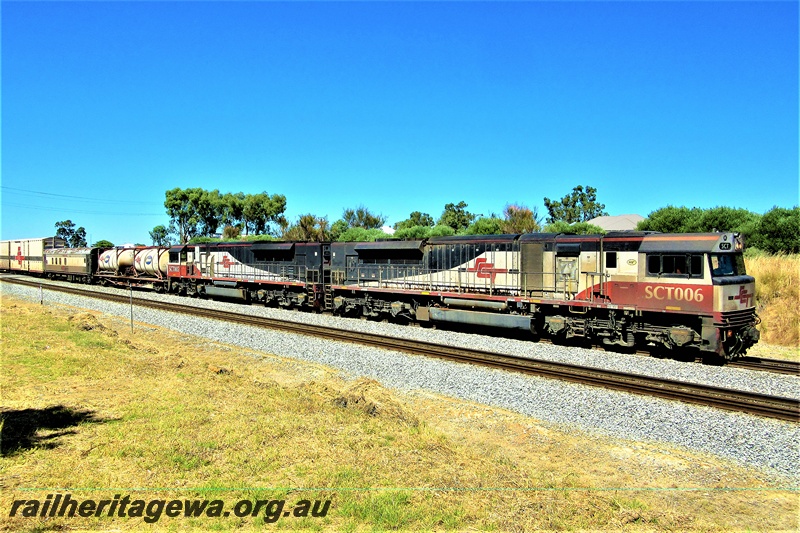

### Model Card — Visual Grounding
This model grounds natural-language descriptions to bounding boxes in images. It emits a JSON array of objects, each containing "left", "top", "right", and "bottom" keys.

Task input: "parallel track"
[
  {"left": 3, "top": 274, "right": 795, "bottom": 375},
  {"left": 729, "top": 357, "right": 800, "bottom": 375},
  {"left": 3, "top": 276, "right": 798, "bottom": 422}
]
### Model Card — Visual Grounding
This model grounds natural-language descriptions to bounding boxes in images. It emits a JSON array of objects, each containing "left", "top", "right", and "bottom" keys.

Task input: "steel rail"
[
  {"left": 3, "top": 276, "right": 798, "bottom": 423},
  {"left": 729, "top": 357, "right": 800, "bottom": 376}
]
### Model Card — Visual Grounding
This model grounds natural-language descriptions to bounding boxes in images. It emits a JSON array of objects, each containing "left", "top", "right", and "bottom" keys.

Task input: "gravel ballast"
[{"left": 3, "top": 278, "right": 799, "bottom": 483}]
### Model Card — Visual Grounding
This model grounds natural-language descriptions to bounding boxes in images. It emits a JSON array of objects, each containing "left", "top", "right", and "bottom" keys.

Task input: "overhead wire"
[
  {"left": 1, "top": 186, "right": 164, "bottom": 206},
  {"left": 0, "top": 202, "right": 163, "bottom": 216},
  {"left": 1, "top": 186, "right": 165, "bottom": 215}
]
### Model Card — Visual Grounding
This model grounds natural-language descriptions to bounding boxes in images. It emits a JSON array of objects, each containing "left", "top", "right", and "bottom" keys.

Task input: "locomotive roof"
[
  {"left": 427, "top": 234, "right": 519, "bottom": 245},
  {"left": 251, "top": 242, "right": 295, "bottom": 251},
  {"left": 159, "top": 232, "right": 742, "bottom": 253},
  {"left": 354, "top": 240, "right": 424, "bottom": 251},
  {"left": 639, "top": 232, "right": 743, "bottom": 253},
  {"left": 518, "top": 233, "right": 562, "bottom": 242}
]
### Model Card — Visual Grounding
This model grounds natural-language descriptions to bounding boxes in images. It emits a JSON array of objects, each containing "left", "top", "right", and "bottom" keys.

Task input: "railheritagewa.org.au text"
[{"left": 9, "top": 494, "right": 331, "bottom": 523}]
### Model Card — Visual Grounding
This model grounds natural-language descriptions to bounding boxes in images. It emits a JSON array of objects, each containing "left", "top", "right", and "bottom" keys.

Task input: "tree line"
[
  {"left": 637, "top": 205, "right": 800, "bottom": 254},
  {"left": 157, "top": 188, "right": 288, "bottom": 245},
  {"left": 55, "top": 184, "right": 799, "bottom": 254},
  {"left": 151, "top": 185, "right": 609, "bottom": 245}
]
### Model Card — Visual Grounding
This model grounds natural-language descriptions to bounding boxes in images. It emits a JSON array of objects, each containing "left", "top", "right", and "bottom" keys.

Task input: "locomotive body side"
[
  {"left": 327, "top": 232, "right": 759, "bottom": 359},
  {"left": 166, "top": 241, "right": 324, "bottom": 307}
]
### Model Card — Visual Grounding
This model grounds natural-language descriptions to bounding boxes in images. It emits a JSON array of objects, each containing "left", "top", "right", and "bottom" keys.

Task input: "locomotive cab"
[
  {"left": 637, "top": 233, "right": 758, "bottom": 359},
  {"left": 707, "top": 235, "right": 759, "bottom": 358}
]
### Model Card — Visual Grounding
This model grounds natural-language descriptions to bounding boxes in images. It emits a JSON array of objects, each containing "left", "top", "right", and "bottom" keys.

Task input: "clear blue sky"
[{"left": 2, "top": 1, "right": 797, "bottom": 245}]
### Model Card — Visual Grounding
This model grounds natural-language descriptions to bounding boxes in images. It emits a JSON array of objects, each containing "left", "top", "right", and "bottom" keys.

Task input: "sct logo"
[
  {"left": 644, "top": 285, "right": 705, "bottom": 303},
  {"left": 731, "top": 285, "right": 753, "bottom": 307},
  {"left": 466, "top": 258, "right": 507, "bottom": 284}
]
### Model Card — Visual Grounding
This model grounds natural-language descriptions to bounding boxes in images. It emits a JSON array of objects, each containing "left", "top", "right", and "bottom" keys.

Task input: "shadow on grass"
[{"left": 1, "top": 405, "right": 106, "bottom": 457}]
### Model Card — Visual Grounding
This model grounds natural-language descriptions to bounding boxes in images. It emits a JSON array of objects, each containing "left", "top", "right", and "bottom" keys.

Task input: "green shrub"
[
  {"left": 543, "top": 221, "right": 606, "bottom": 235},
  {"left": 337, "top": 227, "right": 392, "bottom": 242}
]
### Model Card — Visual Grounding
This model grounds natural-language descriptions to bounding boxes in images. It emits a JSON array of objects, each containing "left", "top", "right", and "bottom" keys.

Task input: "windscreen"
[{"left": 710, "top": 254, "right": 746, "bottom": 277}]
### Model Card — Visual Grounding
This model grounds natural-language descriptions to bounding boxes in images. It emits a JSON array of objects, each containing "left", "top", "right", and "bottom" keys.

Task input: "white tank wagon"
[
  {"left": 98, "top": 248, "right": 135, "bottom": 272},
  {"left": 133, "top": 247, "right": 169, "bottom": 277},
  {"left": 98, "top": 246, "right": 169, "bottom": 277},
  {"left": 94, "top": 246, "right": 171, "bottom": 290}
]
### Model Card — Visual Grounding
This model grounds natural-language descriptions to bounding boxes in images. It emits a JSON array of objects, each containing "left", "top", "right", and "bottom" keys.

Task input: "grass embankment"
[
  {"left": 745, "top": 254, "right": 800, "bottom": 355},
  {"left": 1, "top": 294, "right": 798, "bottom": 531}
]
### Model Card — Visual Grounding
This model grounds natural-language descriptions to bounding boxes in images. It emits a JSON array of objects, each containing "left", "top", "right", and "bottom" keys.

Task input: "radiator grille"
[{"left": 715, "top": 308, "right": 758, "bottom": 327}]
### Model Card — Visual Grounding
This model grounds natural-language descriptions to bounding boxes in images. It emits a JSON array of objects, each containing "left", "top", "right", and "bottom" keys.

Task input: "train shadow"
[{"left": 0, "top": 405, "right": 107, "bottom": 457}]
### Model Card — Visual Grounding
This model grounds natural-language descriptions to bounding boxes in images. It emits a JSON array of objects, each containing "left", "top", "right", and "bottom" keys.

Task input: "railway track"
[
  {"left": 3, "top": 276, "right": 799, "bottom": 423},
  {"left": 729, "top": 357, "right": 800, "bottom": 375},
  {"left": 3, "top": 274, "right": 796, "bottom": 375},
  {"left": 534, "top": 334, "right": 799, "bottom": 375}
]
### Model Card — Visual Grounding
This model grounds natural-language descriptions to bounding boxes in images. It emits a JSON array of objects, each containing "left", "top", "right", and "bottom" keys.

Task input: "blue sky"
[{"left": 2, "top": 1, "right": 797, "bottom": 245}]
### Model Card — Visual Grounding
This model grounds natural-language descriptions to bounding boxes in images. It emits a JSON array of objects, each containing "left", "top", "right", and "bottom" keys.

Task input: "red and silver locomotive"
[{"left": 322, "top": 232, "right": 759, "bottom": 361}]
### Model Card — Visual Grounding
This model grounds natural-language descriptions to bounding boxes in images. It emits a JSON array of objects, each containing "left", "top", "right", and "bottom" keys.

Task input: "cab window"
[
  {"left": 647, "top": 253, "right": 704, "bottom": 278},
  {"left": 710, "top": 254, "right": 746, "bottom": 277}
]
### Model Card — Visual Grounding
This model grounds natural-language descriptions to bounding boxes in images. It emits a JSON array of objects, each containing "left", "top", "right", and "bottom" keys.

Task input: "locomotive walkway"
[{"left": 4, "top": 276, "right": 799, "bottom": 423}]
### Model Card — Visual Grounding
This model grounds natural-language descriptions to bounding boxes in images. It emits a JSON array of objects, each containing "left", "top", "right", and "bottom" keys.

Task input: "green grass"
[{"left": 2, "top": 294, "right": 798, "bottom": 532}]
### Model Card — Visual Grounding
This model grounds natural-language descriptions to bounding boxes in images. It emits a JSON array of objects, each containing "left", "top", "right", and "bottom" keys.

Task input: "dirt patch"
[
  {"left": 208, "top": 364, "right": 232, "bottom": 375},
  {"left": 68, "top": 312, "right": 116, "bottom": 336},
  {"left": 333, "top": 378, "right": 419, "bottom": 427}
]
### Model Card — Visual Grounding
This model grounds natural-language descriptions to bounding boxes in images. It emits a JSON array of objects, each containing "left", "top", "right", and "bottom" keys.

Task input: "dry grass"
[
  {"left": 745, "top": 254, "right": 800, "bottom": 350},
  {"left": 1, "top": 294, "right": 798, "bottom": 531}
]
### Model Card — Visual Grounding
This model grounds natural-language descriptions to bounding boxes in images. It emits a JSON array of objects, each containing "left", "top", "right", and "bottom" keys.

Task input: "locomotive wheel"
[
  {"left": 701, "top": 353, "right": 726, "bottom": 366},
  {"left": 648, "top": 346, "right": 664, "bottom": 359}
]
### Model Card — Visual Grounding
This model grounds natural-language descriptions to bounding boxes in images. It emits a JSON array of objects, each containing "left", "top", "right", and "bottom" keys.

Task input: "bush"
[
  {"left": 750, "top": 206, "right": 800, "bottom": 254},
  {"left": 222, "top": 225, "right": 241, "bottom": 240},
  {"left": 745, "top": 254, "right": 800, "bottom": 346},
  {"left": 637, "top": 205, "right": 760, "bottom": 236},
  {"left": 464, "top": 217, "right": 504, "bottom": 235},
  {"left": 188, "top": 236, "right": 221, "bottom": 244},
  {"left": 337, "top": 227, "right": 392, "bottom": 242},
  {"left": 543, "top": 221, "right": 606, "bottom": 235},
  {"left": 393, "top": 225, "right": 433, "bottom": 240},
  {"left": 426, "top": 225, "right": 456, "bottom": 237},
  {"left": 638, "top": 206, "right": 698, "bottom": 232},
  {"left": 239, "top": 234, "right": 275, "bottom": 242}
]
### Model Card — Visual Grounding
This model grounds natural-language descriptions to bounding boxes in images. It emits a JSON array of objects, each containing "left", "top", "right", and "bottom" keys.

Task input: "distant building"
[{"left": 586, "top": 214, "right": 644, "bottom": 231}]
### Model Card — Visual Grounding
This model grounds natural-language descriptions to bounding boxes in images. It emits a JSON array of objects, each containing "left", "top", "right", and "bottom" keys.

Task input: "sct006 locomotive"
[{"left": 1, "top": 231, "right": 760, "bottom": 361}]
